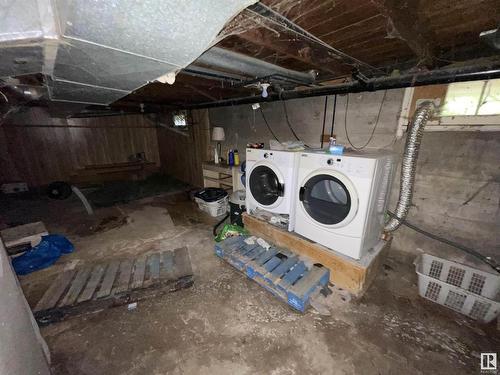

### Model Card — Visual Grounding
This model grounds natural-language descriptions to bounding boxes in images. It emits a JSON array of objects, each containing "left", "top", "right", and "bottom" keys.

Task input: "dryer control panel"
[{"left": 301, "top": 153, "right": 374, "bottom": 179}]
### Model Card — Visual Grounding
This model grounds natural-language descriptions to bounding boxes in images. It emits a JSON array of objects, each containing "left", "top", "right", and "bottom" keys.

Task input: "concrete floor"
[{"left": 2, "top": 192, "right": 499, "bottom": 375}]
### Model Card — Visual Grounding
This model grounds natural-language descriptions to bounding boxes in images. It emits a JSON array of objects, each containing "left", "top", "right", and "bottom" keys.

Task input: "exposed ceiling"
[
  {"left": 2, "top": 0, "right": 500, "bottom": 115},
  {"left": 114, "top": 0, "right": 500, "bottom": 110}
]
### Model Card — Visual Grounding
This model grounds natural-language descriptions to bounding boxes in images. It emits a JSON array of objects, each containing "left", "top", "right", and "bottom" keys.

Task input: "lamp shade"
[{"left": 212, "top": 127, "right": 225, "bottom": 141}]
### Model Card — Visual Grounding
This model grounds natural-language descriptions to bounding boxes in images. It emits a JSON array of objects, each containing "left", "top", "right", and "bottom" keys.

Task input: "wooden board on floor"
[
  {"left": 34, "top": 247, "right": 194, "bottom": 325},
  {"left": 0, "top": 221, "right": 48, "bottom": 249},
  {"left": 242, "top": 213, "right": 390, "bottom": 296}
]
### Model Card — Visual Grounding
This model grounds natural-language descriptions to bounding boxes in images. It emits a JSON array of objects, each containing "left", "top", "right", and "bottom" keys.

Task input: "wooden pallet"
[
  {"left": 33, "top": 247, "right": 193, "bottom": 324},
  {"left": 215, "top": 236, "right": 329, "bottom": 312},
  {"left": 243, "top": 213, "right": 390, "bottom": 296}
]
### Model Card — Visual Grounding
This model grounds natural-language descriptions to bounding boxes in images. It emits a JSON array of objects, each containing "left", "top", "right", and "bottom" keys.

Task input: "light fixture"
[
  {"left": 260, "top": 83, "right": 270, "bottom": 98},
  {"left": 212, "top": 127, "right": 225, "bottom": 164}
]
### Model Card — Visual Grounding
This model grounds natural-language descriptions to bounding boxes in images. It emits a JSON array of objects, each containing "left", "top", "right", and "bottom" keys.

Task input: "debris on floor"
[
  {"left": 0, "top": 221, "right": 48, "bottom": 254},
  {"left": 12, "top": 234, "right": 74, "bottom": 275}
]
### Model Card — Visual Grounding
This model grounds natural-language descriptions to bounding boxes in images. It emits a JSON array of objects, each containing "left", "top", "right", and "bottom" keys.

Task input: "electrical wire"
[
  {"left": 282, "top": 100, "right": 310, "bottom": 148},
  {"left": 344, "top": 90, "right": 387, "bottom": 150},
  {"left": 386, "top": 211, "right": 500, "bottom": 274},
  {"left": 259, "top": 106, "right": 280, "bottom": 142}
]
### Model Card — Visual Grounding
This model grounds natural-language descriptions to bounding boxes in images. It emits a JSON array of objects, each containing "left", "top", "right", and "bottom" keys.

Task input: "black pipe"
[
  {"left": 320, "top": 96, "right": 328, "bottom": 148},
  {"left": 330, "top": 94, "right": 337, "bottom": 138},
  {"left": 180, "top": 63, "right": 500, "bottom": 109}
]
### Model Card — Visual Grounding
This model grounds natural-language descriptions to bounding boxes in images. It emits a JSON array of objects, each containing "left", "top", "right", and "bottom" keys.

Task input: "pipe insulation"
[{"left": 384, "top": 101, "right": 436, "bottom": 232}]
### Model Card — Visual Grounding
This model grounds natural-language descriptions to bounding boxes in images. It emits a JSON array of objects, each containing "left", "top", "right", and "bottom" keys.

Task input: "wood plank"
[
  {"left": 59, "top": 268, "right": 91, "bottom": 307},
  {"left": 290, "top": 266, "right": 330, "bottom": 298},
  {"left": 77, "top": 265, "right": 105, "bottom": 303},
  {"left": 34, "top": 270, "right": 77, "bottom": 312},
  {"left": 95, "top": 261, "right": 120, "bottom": 299},
  {"left": 1, "top": 221, "right": 48, "bottom": 248},
  {"left": 279, "top": 262, "right": 307, "bottom": 289},
  {"left": 131, "top": 255, "right": 147, "bottom": 290},
  {"left": 161, "top": 251, "right": 175, "bottom": 280},
  {"left": 113, "top": 259, "right": 133, "bottom": 294},
  {"left": 144, "top": 253, "right": 161, "bottom": 287},
  {"left": 243, "top": 213, "right": 390, "bottom": 296},
  {"left": 173, "top": 247, "right": 193, "bottom": 279}
]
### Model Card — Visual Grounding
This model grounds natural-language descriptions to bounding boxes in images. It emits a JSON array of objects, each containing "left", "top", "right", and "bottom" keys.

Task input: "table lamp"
[{"left": 212, "top": 127, "right": 225, "bottom": 164}]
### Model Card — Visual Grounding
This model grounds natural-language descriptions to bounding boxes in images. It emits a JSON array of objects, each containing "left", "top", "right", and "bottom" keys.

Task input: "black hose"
[
  {"left": 387, "top": 211, "right": 500, "bottom": 273},
  {"left": 330, "top": 94, "right": 337, "bottom": 138},
  {"left": 259, "top": 106, "right": 280, "bottom": 142},
  {"left": 213, "top": 213, "right": 230, "bottom": 237},
  {"left": 282, "top": 101, "right": 310, "bottom": 148}
]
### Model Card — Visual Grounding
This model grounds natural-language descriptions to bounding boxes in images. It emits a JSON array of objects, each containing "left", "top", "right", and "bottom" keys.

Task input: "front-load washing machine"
[
  {"left": 246, "top": 148, "right": 299, "bottom": 231},
  {"left": 294, "top": 150, "right": 395, "bottom": 259}
]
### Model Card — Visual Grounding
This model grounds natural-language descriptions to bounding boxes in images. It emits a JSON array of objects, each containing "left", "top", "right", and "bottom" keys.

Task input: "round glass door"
[
  {"left": 299, "top": 174, "right": 351, "bottom": 225},
  {"left": 249, "top": 165, "right": 284, "bottom": 206}
]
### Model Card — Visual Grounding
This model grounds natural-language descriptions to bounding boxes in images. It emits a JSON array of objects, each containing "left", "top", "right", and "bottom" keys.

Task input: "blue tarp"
[{"left": 12, "top": 234, "right": 74, "bottom": 275}]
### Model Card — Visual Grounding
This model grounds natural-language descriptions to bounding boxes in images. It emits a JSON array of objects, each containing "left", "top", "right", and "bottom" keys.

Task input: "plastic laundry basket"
[
  {"left": 194, "top": 188, "right": 229, "bottom": 217},
  {"left": 415, "top": 254, "right": 500, "bottom": 323}
]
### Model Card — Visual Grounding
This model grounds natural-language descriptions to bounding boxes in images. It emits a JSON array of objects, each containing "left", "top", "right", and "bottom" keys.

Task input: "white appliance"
[
  {"left": 294, "top": 150, "right": 395, "bottom": 259},
  {"left": 246, "top": 148, "right": 299, "bottom": 230}
]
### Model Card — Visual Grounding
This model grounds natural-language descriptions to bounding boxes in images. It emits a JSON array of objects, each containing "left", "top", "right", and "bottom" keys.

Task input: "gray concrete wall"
[
  {"left": 209, "top": 89, "right": 403, "bottom": 155},
  {"left": 209, "top": 91, "right": 500, "bottom": 266},
  {"left": 0, "top": 241, "right": 51, "bottom": 375}
]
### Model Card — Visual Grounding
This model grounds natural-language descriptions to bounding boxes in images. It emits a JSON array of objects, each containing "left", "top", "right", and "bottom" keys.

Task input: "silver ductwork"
[
  {"left": 385, "top": 101, "right": 436, "bottom": 232},
  {"left": 0, "top": 0, "right": 257, "bottom": 106}
]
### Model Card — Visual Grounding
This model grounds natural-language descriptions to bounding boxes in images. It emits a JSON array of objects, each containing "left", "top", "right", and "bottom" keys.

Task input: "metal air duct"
[{"left": 384, "top": 101, "right": 436, "bottom": 232}]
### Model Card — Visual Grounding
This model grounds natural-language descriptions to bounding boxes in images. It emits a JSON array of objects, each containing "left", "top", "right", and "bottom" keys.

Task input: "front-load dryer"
[
  {"left": 246, "top": 148, "right": 299, "bottom": 231},
  {"left": 294, "top": 150, "right": 395, "bottom": 259}
]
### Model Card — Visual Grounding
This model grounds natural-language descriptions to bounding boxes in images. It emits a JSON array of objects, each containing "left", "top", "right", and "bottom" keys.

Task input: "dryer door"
[
  {"left": 249, "top": 164, "right": 284, "bottom": 207},
  {"left": 299, "top": 172, "right": 358, "bottom": 227}
]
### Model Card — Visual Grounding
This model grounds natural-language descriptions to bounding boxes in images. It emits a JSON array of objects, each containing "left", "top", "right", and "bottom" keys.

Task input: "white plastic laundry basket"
[
  {"left": 195, "top": 195, "right": 229, "bottom": 217},
  {"left": 415, "top": 254, "right": 500, "bottom": 323}
]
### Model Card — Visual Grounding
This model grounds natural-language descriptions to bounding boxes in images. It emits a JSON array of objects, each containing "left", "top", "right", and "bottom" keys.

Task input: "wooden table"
[{"left": 202, "top": 161, "right": 243, "bottom": 191}]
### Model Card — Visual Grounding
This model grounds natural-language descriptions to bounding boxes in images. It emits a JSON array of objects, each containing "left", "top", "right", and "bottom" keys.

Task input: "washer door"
[
  {"left": 299, "top": 173, "right": 358, "bottom": 227},
  {"left": 249, "top": 164, "right": 284, "bottom": 207}
]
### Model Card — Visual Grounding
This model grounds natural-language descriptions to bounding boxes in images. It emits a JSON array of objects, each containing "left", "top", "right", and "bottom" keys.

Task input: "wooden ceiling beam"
[
  {"left": 371, "top": 0, "right": 437, "bottom": 67},
  {"left": 234, "top": 27, "right": 351, "bottom": 78}
]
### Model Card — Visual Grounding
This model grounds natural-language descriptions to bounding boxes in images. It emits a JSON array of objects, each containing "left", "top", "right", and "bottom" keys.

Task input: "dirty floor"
[{"left": 2, "top": 192, "right": 499, "bottom": 375}]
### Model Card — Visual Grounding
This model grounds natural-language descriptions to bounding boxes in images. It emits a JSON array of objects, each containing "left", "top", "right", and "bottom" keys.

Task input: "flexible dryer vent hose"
[{"left": 385, "top": 101, "right": 436, "bottom": 232}]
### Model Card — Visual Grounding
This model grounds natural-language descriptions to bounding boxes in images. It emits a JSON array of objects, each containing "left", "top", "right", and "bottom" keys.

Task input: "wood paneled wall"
[
  {"left": 0, "top": 108, "right": 160, "bottom": 186},
  {"left": 157, "top": 109, "right": 211, "bottom": 187}
]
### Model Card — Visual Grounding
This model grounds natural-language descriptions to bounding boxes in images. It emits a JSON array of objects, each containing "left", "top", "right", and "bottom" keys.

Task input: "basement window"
[
  {"left": 439, "top": 79, "right": 500, "bottom": 117},
  {"left": 399, "top": 79, "right": 500, "bottom": 133},
  {"left": 172, "top": 110, "right": 188, "bottom": 128}
]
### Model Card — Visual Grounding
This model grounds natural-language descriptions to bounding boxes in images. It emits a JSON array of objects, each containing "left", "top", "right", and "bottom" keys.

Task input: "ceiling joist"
[{"left": 371, "top": 0, "right": 438, "bottom": 67}]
